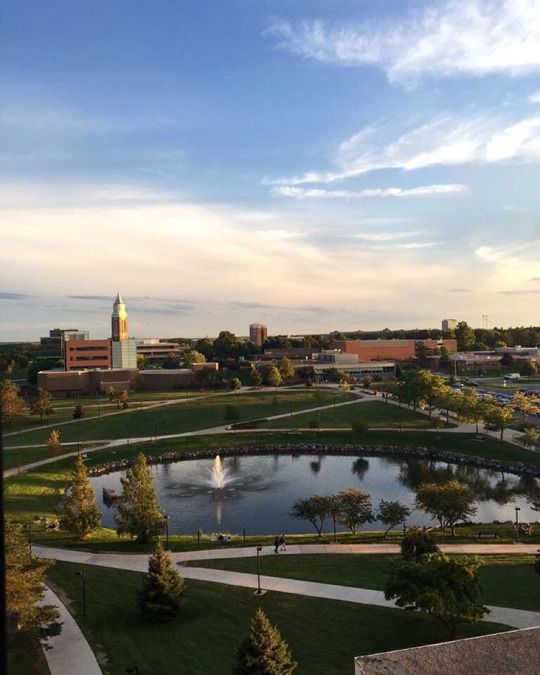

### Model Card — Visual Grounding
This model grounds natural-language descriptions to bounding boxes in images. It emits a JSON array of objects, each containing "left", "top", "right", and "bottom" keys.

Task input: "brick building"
[{"left": 333, "top": 338, "right": 457, "bottom": 361}]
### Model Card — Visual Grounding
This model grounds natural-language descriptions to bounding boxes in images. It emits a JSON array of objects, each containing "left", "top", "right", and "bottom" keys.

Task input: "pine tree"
[
  {"left": 30, "top": 387, "right": 54, "bottom": 422},
  {"left": 115, "top": 452, "right": 164, "bottom": 543},
  {"left": 139, "top": 542, "right": 184, "bottom": 622},
  {"left": 5, "top": 522, "right": 61, "bottom": 642},
  {"left": 59, "top": 456, "right": 102, "bottom": 538},
  {"left": 0, "top": 379, "right": 26, "bottom": 425},
  {"left": 47, "top": 429, "right": 62, "bottom": 455},
  {"left": 235, "top": 609, "right": 297, "bottom": 675}
]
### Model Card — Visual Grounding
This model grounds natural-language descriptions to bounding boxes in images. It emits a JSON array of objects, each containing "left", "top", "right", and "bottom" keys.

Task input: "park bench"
[{"left": 477, "top": 531, "right": 498, "bottom": 539}]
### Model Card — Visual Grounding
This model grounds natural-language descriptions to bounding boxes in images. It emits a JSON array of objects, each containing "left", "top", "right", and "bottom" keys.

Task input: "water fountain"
[{"left": 209, "top": 455, "right": 231, "bottom": 489}]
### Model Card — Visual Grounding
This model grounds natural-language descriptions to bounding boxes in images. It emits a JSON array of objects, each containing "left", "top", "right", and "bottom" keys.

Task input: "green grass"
[
  {"left": 46, "top": 561, "right": 508, "bottom": 675},
  {"left": 7, "top": 635, "right": 49, "bottom": 675},
  {"left": 188, "top": 553, "right": 540, "bottom": 611},
  {"left": 264, "top": 400, "right": 446, "bottom": 429},
  {"left": 3, "top": 390, "right": 352, "bottom": 449}
]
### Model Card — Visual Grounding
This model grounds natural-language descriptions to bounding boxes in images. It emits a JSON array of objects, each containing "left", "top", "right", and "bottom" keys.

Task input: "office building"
[
  {"left": 39, "top": 328, "right": 89, "bottom": 361},
  {"left": 249, "top": 323, "right": 268, "bottom": 347},
  {"left": 333, "top": 338, "right": 457, "bottom": 361},
  {"left": 442, "top": 318, "right": 458, "bottom": 332}
]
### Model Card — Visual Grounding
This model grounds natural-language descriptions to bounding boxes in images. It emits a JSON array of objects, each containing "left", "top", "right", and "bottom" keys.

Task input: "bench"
[{"left": 477, "top": 531, "right": 498, "bottom": 539}]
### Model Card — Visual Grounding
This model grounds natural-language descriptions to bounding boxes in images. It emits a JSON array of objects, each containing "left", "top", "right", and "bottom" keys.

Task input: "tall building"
[
  {"left": 111, "top": 293, "right": 137, "bottom": 368},
  {"left": 40, "top": 328, "right": 89, "bottom": 361},
  {"left": 249, "top": 323, "right": 268, "bottom": 347},
  {"left": 442, "top": 318, "right": 458, "bottom": 332}
]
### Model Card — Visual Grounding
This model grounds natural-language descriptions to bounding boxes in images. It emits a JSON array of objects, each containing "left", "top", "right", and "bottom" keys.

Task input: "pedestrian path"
[
  {"left": 40, "top": 585, "right": 102, "bottom": 675},
  {"left": 33, "top": 545, "right": 540, "bottom": 630}
]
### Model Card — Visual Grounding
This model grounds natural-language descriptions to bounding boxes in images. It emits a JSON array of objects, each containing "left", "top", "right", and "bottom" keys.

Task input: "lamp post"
[
  {"left": 254, "top": 546, "right": 266, "bottom": 596},
  {"left": 515, "top": 506, "right": 521, "bottom": 543},
  {"left": 75, "top": 570, "right": 87, "bottom": 618},
  {"left": 164, "top": 514, "right": 170, "bottom": 550}
]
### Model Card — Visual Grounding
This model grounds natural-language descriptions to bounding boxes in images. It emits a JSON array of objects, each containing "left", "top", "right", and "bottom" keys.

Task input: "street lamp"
[
  {"left": 515, "top": 506, "right": 521, "bottom": 543},
  {"left": 254, "top": 547, "right": 266, "bottom": 596},
  {"left": 164, "top": 514, "right": 170, "bottom": 550},
  {"left": 75, "top": 570, "right": 87, "bottom": 617}
]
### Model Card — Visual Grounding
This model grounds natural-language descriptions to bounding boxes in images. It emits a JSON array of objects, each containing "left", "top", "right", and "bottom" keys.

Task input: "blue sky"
[{"left": 1, "top": 0, "right": 540, "bottom": 340}]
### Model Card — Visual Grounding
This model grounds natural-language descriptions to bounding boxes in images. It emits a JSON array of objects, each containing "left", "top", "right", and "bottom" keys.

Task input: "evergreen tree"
[
  {"left": 72, "top": 403, "right": 85, "bottom": 419},
  {"left": 59, "top": 456, "right": 102, "bottom": 538},
  {"left": 30, "top": 387, "right": 54, "bottom": 422},
  {"left": 235, "top": 608, "right": 297, "bottom": 675},
  {"left": 0, "top": 378, "right": 26, "bottom": 425},
  {"left": 47, "top": 429, "right": 62, "bottom": 456},
  {"left": 5, "top": 522, "right": 61, "bottom": 642},
  {"left": 115, "top": 452, "right": 164, "bottom": 543},
  {"left": 139, "top": 542, "right": 184, "bottom": 622}
]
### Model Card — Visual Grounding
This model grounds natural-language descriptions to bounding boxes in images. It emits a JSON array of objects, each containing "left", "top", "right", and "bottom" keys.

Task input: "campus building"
[
  {"left": 333, "top": 338, "right": 457, "bottom": 362},
  {"left": 111, "top": 292, "right": 137, "bottom": 368},
  {"left": 136, "top": 338, "right": 183, "bottom": 364},
  {"left": 442, "top": 318, "right": 458, "bottom": 332},
  {"left": 249, "top": 323, "right": 268, "bottom": 347},
  {"left": 39, "top": 328, "right": 90, "bottom": 361}
]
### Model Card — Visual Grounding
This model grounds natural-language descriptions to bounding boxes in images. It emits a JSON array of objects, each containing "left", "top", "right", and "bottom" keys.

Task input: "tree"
[
  {"left": 162, "top": 353, "right": 181, "bottom": 369},
  {"left": 0, "top": 378, "right": 26, "bottom": 425},
  {"left": 512, "top": 391, "right": 534, "bottom": 422},
  {"left": 520, "top": 426, "right": 540, "bottom": 450},
  {"left": 385, "top": 553, "right": 487, "bottom": 639},
  {"left": 195, "top": 337, "right": 214, "bottom": 360},
  {"left": 235, "top": 609, "right": 297, "bottom": 675},
  {"left": 30, "top": 387, "right": 54, "bottom": 422},
  {"left": 47, "top": 429, "right": 62, "bottom": 456},
  {"left": 278, "top": 357, "right": 295, "bottom": 380},
  {"left": 266, "top": 366, "right": 282, "bottom": 388},
  {"left": 230, "top": 377, "right": 242, "bottom": 391},
  {"left": 251, "top": 368, "right": 263, "bottom": 387},
  {"left": 455, "top": 321, "right": 476, "bottom": 351},
  {"left": 378, "top": 500, "right": 411, "bottom": 537},
  {"left": 337, "top": 488, "right": 374, "bottom": 534},
  {"left": 520, "top": 360, "right": 538, "bottom": 377},
  {"left": 137, "top": 354, "right": 148, "bottom": 370},
  {"left": 397, "top": 370, "right": 442, "bottom": 412},
  {"left": 224, "top": 404, "right": 241, "bottom": 424},
  {"left": 139, "top": 542, "right": 184, "bottom": 623},
  {"left": 483, "top": 404, "right": 514, "bottom": 440},
  {"left": 59, "top": 455, "right": 102, "bottom": 538},
  {"left": 290, "top": 495, "right": 331, "bottom": 536},
  {"left": 5, "top": 522, "right": 61, "bottom": 642},
  {"left": 118, "top": 389, "right": 129, "bottom": 409},
  {"left": 456, "top": 389, "right": 483, "bottom": 433},
  {"left": 183, "top": 350, "right": 206, "bottom": 368},
  {"left": 400, "top": 528, "right": 439, "bottom": 562},
  {"left": 72, "top": 403, "right": 85, "bottom": 420},
  {"left": 115, "top": 452, "right": 165, "bottom": 543},
  {"left": 415, "top": 481, "right": 477, "bottom": 536}
]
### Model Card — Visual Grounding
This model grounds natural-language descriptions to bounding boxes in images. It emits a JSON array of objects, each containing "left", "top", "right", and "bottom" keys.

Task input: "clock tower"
[{"left": 111, "top": 292, "right": 128, "bottom": 341}]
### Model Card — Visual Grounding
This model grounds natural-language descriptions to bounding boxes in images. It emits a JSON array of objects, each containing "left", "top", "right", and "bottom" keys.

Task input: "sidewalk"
[{"left": 40, "top": 585, "right": 102, "bottom": 675}]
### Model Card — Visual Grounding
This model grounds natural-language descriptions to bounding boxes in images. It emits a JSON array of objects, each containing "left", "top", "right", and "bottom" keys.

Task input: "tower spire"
[{"left": 111, "top": 292, "right": 128, "bottom": 341}]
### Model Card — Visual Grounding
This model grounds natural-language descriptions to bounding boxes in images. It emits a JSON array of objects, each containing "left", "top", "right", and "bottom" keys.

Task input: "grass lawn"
[
  {"left": 264, "top": 400, "right": 446, "bottom": 430},
  {"left": 188, "top": 553, "right": 540, "bottom": 612},
  {"left": 7, "top": 635, "right": 49, "bottom": 675},
  {"left": 46, "top": 561, "right": 508, "bottom": 675},
  {"left": 3, "top": 389, "right": 352, "bottom": 449}
]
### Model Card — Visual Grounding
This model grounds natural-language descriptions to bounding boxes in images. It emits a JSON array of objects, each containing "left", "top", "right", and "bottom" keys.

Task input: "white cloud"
[
  {"left": 268, "top": 0, "right": 540, "bottom": 83},
  {"left": 354, "top": 232, "right": 420, "bottom": 242},
  {"left": 273, "top": 183, "right": 468, "bottom": 198},
  {"left": 530, "top": 91, "right": 540, "bottom": 104},
  {"left": 268, "top": 114, "right": 540, "bottom": 185},
  {"left": 256, "top": 229, "right": 305, "bottom": 241}
]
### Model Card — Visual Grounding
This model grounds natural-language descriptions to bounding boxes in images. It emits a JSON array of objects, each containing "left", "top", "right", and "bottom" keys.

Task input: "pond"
[{"left": 89, "top": 453, "right": 540, "bottom": 536}]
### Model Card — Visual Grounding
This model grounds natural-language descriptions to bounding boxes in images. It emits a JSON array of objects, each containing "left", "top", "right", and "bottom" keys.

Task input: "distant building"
[
  {"left": 39, "top": 328, "right": 89, "bottom": 361},
  {"left": 110, "top": 292, "right": 137, "bottom": 368},
  {"left": 136, "top": 338, "right": 183, "bottom": 364},
  {"left": 249, "top": 323, "right": 268, "bottom": 347},
  {"left": 442, "top": 318, "right": 458, "bottom": 332},
  {"left": 333, "top": 338, "right": 457, "bottom": 361},
  {"left": 65, "top": 339, "right": 112, "bottom": 371}
]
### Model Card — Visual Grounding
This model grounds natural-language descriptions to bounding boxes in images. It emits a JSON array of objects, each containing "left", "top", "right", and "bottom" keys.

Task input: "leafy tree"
[
  {"left": 230, "top": 377, "right": 242, "bottom": 391},
  {"left": 378, "top": 500, "right": 411, "bottom": 537},
  {"left": 483, "top": 404, "right": 514, "bottom": 440},
  {"left": 30, "top": 387, "right": 54, "bottom": 422},
  {"left": 251, "top": 368, "right": 263, "bottom": 387},
  {"left": 455, "top": 321, "right": 476, "bottom": 351},
  {"left": 139, "top": 542, "right": 184, "bottom": 623},
  {"left": 290, "top": 495, "right": 331, "bottom": 536},
  {"left": 59, "top": 455, "right": 102, "bottom": 538},
  {"left": 337, "top": 488, "right": 374, "bottom": 534},
  {"left": 183, "top": 350, "right": 206, "bottom": 368},
  {"left": 118, "top": 389, "right": 129, "bottom": 409},
  {"left": 47, "top": 429, "right": 62, "bottom": 456},
  {"left": 0, "top": 378, "right": 26, "bottom": 425},
  {"left": 72, "top": 404, "right": 85, "bottom": 420},
  {"left": 520, "top": 427, "right": 540, "bottom": 450},
  {"left": 456, "top": 389, "right": 484, "bottom": 433},
  {"left": 385, "top": 553, "right": 487, "bottom": 639},
  {"left": 512, "top": 391, "right": 534, "bottom": 421},
  {"left": 224, "top": 404, "right": 241, "bottom": 424},
  {"left": 195, "top": 337, "right": 214, "bottom": 360},
  {"left": 400, "top": 528, "right": 439, "bottom": 562},
  {"left": 115, "top": 452, "right": 165, "bottom": 543},
  {"left": 162, "top": 353, "right": 181, "bottom": 369},
  {"left": 137, "top": 354, "right": 148, "bottom": 370},
  {"left": 362, "top": 375, "right": 373, "bottom": 388},
  {"left": 5, "top": 522, "right": 61, "bottom": 642},
  {"left": 415, "top": 481, "right": 477, "bottom": 536},
  {"left": 235, "top": 608, "right": 297, "bottom": 675},
  {"left": 278, "top": 357, "right": 295, "bottom": 380},
  {"left": 266, "top": 366, "right": 282, "bottom": 388},
  {"left": 520, "top": 360, "right": 538, "bottom": 377},
  {"left": 397, "top": 370, "right": 442, "bottom": 412}
]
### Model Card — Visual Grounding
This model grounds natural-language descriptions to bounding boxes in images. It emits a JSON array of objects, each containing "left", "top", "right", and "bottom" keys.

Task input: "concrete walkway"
[
  {"left": 33, "top": 545, "right": 540, "bottom": 630},
  {"left": 40, "top": 585, "right": 102, "bottom": 675}
]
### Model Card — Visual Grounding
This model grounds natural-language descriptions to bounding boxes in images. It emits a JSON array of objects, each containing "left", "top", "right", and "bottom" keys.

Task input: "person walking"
[
  {"left": 279, "top": 534, "right": 286, "bottom": 552},
  {"left": 274, "top": 535, "right": 280, "bottom": 554}
]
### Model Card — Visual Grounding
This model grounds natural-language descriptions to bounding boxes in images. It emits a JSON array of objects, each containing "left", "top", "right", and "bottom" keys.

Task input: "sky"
[{"left": 1, "top": 0, "right": 540, "bottom": 340}]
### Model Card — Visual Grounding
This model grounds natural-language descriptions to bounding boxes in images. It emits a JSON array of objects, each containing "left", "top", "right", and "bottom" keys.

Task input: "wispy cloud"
[
  {"left": 498, "top": 289, "right": 540, "bottom": 295},
  {"left": 267, "top": 1, "right": 540, "bottom": 84},
  {"left": 273, "top": 184, "right": 468, "bottom": 199},
  {"left": 267, "top": 114, "right": 540, "bottom": 185},
  {"left": 354, "top": 232, "right": 420, "bottom": 242},
  {"left": 529, "top": 91, "right": 540, "bottom": 104},
  {"left": 0, "top": 292, "right": 29, "bottom": 300},
  {"left": 448, "top": 288, "right": 470, "bottom": 293},
  {"left": 255, "top": 229, "right": 305, "bottom": 241}
]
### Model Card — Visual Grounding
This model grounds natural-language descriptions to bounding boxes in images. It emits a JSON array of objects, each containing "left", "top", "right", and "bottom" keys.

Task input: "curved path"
[
  {"left": 34, "top": 544, "right": 539, "bottom": 631},
  {"left": 40, "top": 585, "right": 102, "bottom": 675}
]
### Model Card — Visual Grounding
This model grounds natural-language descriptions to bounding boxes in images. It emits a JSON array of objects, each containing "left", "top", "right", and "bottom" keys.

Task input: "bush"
[{"left": 351, "top": 420, "right": 369, "bottom": 434}]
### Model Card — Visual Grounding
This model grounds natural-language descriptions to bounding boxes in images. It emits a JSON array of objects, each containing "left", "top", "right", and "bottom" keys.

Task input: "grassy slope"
[
  {"left": 264, "top": 400, "right": 445, "bottom": 429},
  {"left": 4, "top": 390, "right": 351, "bottom": 449},
  {"left": 46, "top": 561, "right": 507, "bottom": 675},
  {"left": 188, "top": 553, "right": 540, "bottom": 612},
  {"left": 7, "top": 635, "right": 50, "bottom": 675}
]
